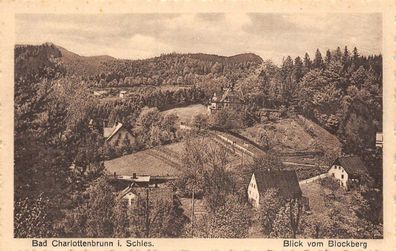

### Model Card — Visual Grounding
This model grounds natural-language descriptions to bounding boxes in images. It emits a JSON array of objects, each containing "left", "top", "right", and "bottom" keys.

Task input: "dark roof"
[
  {"left": 333, "top": 156, "right": 368, "bottom": 176},
  {"left": 119, "top": 186, "right": 174, "bottom": 204},
  {"left": 253, "top": 170, "right": 302, "bottom": 199}
]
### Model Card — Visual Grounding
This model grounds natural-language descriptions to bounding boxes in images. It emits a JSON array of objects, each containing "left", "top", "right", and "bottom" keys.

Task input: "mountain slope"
[
  {"left": 57, "top": 46, "right": 115, "bottom": 76},
  {"left": 15, "top": 43, "right": 263, "bottom": 87}
]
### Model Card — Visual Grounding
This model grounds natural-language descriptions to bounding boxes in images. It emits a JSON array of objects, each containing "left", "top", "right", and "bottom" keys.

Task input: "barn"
[{"left": 247, "top": 170, "right": 302, "bottom": 208}]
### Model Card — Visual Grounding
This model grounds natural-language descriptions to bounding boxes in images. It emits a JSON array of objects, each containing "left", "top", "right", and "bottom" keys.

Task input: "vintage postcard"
[{"left": 0, "top": 0, "right": 395, "bottom": 250}]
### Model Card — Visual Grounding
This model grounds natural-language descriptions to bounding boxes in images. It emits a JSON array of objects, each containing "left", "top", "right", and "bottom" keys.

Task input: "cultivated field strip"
[{"left": 146, "top": 147, "right": 182, "bottom": 170}]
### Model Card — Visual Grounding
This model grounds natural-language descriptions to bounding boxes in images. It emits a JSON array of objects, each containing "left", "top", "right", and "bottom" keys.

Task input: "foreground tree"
[
  {"left": 191, "top": 195, "right": 251, "bottom": 238},
  {"left": 259, "top": 189, "right": 284, "bottom": 236},
  {"left": 61, "top": 176, "right": 116, "bottom": 237},
  {"left": 270, "top": 198, "right": 303, "bottom": 238}
]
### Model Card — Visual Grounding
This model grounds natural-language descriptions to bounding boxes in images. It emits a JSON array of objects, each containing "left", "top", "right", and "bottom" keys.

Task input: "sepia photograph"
[{"left": 13, "top": 12, "right": 383, "bottom": 240}]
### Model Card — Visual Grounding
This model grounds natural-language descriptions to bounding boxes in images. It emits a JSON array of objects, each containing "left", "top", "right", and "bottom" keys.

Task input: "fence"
[{"left": 299, "top": 173, "right": 328, "bottom": 185}]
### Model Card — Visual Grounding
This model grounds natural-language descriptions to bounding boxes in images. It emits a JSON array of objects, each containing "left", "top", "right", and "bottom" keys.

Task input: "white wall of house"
[
  {"left": 107, "top": 128, "right": 136, "bottom": 148},
  {"left": 247, "top": 174, "right": 260, "bottom": 208},
  {"left": 123, "top": 192, "right": 137, "bottom": 206},
  {"left": 328, "top": 165, "right": 349, "bottom": 189}
]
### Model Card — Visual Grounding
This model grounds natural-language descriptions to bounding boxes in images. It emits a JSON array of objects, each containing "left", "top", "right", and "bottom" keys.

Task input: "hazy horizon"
[{"left": 16, "top": 13, "right": 382, "bottom": 64}]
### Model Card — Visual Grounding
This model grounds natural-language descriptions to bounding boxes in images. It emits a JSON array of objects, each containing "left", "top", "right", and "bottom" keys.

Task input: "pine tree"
[
  {"left": 342, "top": 46, "right": 350, "bottom": 65},
  {"left": 353, "top": 47, "right": 359, "bottom": 62},
  {"left": 325, "top": 50, "right": 332, "bottom": 65},
  {"left": 293, "top": 56, "right": 303, "bottom": 83},
  {"left": 334, "top": 46, "right": 342, "bottom": 61},
  {"left": 313, "top": 49, "right": 324, "bottom": 69},
  {"left": 303, "top": 53, "right": 312, "bottom": 72}
]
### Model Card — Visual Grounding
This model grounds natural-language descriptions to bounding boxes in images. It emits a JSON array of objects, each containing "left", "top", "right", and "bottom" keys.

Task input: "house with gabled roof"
[
  {"left": 207, "top": 85, "right": 241, "bottom": 114},
  {"left": 104, "top": 122, "right": 136, "bottom": 149},
  {"left": 118, "top": 186, "right": 174, "bottom": 207},
  {"left": 247, "top": 169, "right": 302, "bottom": 208},
  {"left": 327, "top": 155, "right": 368, "bottom": 190}
]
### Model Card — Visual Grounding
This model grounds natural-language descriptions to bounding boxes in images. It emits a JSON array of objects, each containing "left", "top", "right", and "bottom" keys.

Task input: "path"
[{"left": 299, "top": 173, "right": 328, "bottom": 185}]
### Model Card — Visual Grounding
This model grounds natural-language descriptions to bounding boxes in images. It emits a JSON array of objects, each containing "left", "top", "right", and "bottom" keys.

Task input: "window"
[{"left": 341, "top": 174, "right": 344, "bottom": 179}]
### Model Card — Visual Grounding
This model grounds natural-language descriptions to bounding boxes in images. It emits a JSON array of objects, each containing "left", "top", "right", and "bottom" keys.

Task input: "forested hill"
[{"left": 16, "top": 43, "right": 261, "bottom": 87}]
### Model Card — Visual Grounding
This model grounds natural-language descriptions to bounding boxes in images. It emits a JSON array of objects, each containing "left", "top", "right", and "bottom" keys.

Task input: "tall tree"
[
  {"left": 293, "top": 56, "right": 304, "bottom": 84},
  {"left": 303, "top": 52, "right": 312, "bottom": 71},
  {"left": 342, "top": 46, "right": 350, "bottom": 66},
  {"left": 334, "top": 46, "right": 342, "bottom": 62},
  {"left": 312, "top": 49, "right": 324, "bottom": 69},
  {"left": 325, "top": 49, "right": 332, "bottom": 65},
  {"left": 352, "top": 47, "right": 359, "bottom": 62}
]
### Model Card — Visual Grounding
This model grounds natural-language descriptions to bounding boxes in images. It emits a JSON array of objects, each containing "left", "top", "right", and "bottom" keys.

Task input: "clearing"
[
  {"left": 237, "top": 116, "right": 342, "bottom": 180},
  {"left": 161, "top": 104, "right": 207, "bottom": 125},
  {"left": 104, "top": 135, "right": 241, "bottom": 177},
  {"left": 104, "top": 142, "right": 184, "bottom": 177}
]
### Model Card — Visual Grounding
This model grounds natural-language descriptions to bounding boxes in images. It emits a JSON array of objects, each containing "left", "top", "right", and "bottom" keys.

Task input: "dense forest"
[
  {"left": 57, "top": 43, "right": 383, "bottom": 155},
  {"left": 14, "top": 43, "right": 382, "bottom": 238},
  {"left": 234, "top": 46, "right": 382, "bottom": 154},
  {"left": 58, "top": 44, "right": 262, "bottom": 87}
]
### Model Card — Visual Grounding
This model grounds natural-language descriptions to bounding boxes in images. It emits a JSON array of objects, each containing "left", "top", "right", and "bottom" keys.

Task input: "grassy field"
[
  {"left": 104, "top": 143, "right": 183, "bottom": 177},
  {"left": 104, "top": 135, "right": 241, "bottom": 177},
  {"left": 161, "top": 104, "right": 207, "bottom": 125}
]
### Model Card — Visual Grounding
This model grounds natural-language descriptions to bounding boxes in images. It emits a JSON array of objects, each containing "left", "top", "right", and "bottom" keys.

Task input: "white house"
[
  {"left": 118, "top": 186, "right": 174, "bottom": 207},
  {"left": 119, "top": 90, "right": 127, "bottom": 98},
  {"left": 376, "top": 132, "right": 383, "bottom": 148},
  {"left": 93, "top": 90, "right": 108, "bottom": 96},
  {"left": 247, "top": 170, "right": 302, "bottom": 208},
  {"left": 328, "top": 156, "right": 368, "bottom": 190}
]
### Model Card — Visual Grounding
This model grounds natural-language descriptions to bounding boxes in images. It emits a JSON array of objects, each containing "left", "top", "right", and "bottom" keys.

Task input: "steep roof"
[
  {"left": 104, "top": 122, "right": 134, "bottom": 141},
  {"left": 105, "top": 123, "right": 124, "bottom": 141},
  {"left": 253, "top": 170, "right": 302, "bottom": 199},
  {"left": 333, "top": 156, "right": 368, "bottom": 176}
]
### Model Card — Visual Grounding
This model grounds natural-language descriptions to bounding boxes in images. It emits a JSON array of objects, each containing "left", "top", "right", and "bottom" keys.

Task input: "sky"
[{"left": 16, "top": 13, "right": 382, "bottom": 65}]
